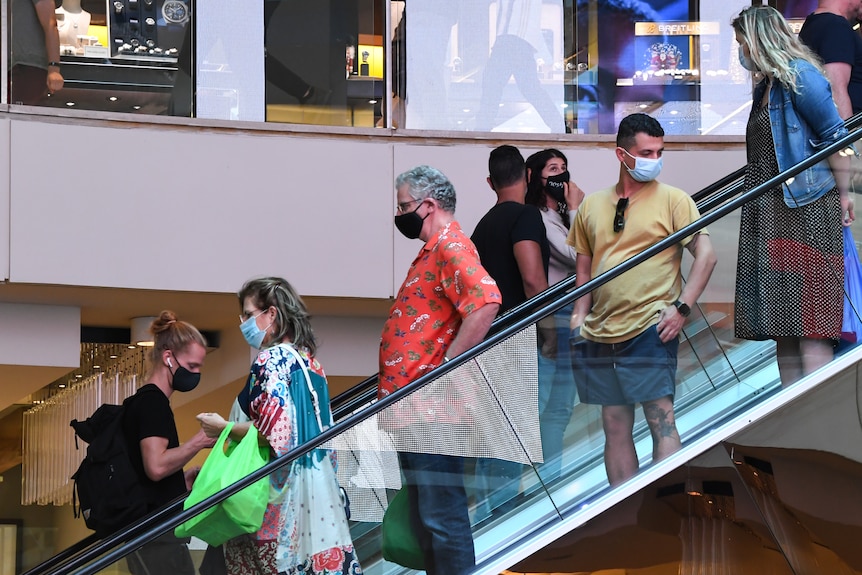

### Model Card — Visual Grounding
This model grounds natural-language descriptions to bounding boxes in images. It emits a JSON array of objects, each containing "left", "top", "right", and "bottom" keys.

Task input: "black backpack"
[{"left": 70, "top": 393, "right": 150, "bottom": 537}]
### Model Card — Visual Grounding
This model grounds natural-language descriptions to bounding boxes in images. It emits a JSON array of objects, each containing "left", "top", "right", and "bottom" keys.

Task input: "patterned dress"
[
  {"left": 734, "top": 101, "right": 844, "bottom": 341},
  {"left": 225, "top": 344, "right": 362, "bottom": 575}
]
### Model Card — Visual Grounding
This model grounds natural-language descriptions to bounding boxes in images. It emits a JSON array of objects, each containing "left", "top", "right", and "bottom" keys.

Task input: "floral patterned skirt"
[
  {"left": 224, "top": 457, "right": 362, "bottom": 575},
  {"left": 224, "top": 536, "right": 361, "bottom": 575}
]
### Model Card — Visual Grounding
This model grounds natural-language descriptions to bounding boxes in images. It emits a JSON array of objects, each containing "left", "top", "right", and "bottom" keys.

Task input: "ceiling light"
[{"left": 131, "top": 316, "right": 157, "bottom": 347}]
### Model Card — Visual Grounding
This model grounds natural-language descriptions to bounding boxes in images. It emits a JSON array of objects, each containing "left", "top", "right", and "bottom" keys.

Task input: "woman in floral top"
[{"left": 198, "top": 277, "right": 361, "bottom": 575}]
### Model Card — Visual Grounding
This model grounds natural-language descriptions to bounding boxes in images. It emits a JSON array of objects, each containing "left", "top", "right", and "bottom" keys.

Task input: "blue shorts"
[{"left": 570, "top": 325, "right": 678, "bottom": 406}]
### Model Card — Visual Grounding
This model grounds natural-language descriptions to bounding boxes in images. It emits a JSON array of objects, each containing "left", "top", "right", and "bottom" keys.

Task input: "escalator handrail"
[
  {"left": 328, "top": 110, "right": 862, "bottom": 418},
  {"left": 490, "top": 112, "right": 862, "bottom": 329},
  {"left": 686, "top": 111, "right": 862, "bottom": 205},
  {"left": 19, "top": 533, "right": 99, "bottom": 575},
  {"left": 690, "top": 166, "right": 746, "bottom": 203},
  {"left": 46, "top": 120, "right": 862, "bottom": 575}
]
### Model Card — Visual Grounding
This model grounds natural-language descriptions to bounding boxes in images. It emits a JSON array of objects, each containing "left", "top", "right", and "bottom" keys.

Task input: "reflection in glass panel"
[
  {"left": 398, "top": 0, "right": 566, "bottom": 132},
  {"left": 262, "top": 0, "right": 384, "bottom": 127},
  {"left": 391, "top": 0, "right": 772, "bottom": 135},
  {"left": 571, "top": 0, "right": 753, "bottom": 135},
  {"left": 9, "top": 0, "right": 190, "bottom": 113},
  {"left": 508, "top": 447, "right": 798, "bottom": 574},
  {"left": 195, "top": 0, "right": 264, "bottom": 120}
]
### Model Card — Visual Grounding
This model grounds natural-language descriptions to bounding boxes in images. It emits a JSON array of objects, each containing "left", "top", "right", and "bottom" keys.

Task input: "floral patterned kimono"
[{"left": 225, "top": 343, "right": 362, "bottom": 575}]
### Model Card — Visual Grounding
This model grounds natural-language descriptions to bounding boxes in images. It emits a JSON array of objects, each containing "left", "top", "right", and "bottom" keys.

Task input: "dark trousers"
[
  {"left": 398, "top": 451, "right": 475, "bottom": 575},
  {"left": 9, "top": 65, "right": 48, "bottom": 105},
  {"left": 126, "top": 532, "right": 195, "bottom": 575}
]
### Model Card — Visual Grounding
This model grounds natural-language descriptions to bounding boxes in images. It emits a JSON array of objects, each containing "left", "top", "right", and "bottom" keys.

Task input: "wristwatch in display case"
[
  {"left": 162, "top": 0, "right": 189, "bottom": 24},
  {"left": 110, "top": 0, "right": 189, "bottom": 58}
]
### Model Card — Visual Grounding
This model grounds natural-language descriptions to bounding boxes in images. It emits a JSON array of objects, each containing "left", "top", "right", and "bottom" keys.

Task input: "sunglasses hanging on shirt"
[{"left": 613, "top": 197, "right": 629, "bottom": 233}]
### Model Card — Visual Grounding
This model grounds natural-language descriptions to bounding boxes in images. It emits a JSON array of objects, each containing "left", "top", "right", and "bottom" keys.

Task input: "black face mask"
[
  {"left": 394, "top": 203, "right": 428, "bottom": 240},
  {"left": 545, "top": 171, "right": 570, "bottom": 204},
  {"left": 169, "top": 356, "right": 201, "bottom": 392}
]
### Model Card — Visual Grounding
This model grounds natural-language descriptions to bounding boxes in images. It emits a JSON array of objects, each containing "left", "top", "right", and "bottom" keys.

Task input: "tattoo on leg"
[{"left": 644, "top": 403, "right": 677, "bottom": 438}]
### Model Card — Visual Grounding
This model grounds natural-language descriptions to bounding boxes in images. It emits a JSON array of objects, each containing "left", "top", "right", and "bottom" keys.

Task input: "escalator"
[{"left": 27, "top": 117, "right": 862, "bottom": 575}]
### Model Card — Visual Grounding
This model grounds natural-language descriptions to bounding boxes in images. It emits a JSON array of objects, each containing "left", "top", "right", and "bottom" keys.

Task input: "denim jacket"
[{"left": 754, "top": 59, "right": 847, "bottom": 207}]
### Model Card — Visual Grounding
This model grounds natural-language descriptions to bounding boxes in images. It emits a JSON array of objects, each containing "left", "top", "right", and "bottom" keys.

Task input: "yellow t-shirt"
[{"left": 566, "top": 181, "right": 707, "bottom": 343}]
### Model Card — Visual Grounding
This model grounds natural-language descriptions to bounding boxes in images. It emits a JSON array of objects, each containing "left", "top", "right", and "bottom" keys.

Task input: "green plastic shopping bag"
[
  {"left": 381, "top": 488, "right": 425, "bottom": 569},
  {"left": 175, "top": 422, "right": 269, "bottom": 546}
]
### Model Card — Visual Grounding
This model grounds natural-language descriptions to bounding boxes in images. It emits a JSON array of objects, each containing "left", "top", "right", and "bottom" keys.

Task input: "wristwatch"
[
  {"left": 162, "top": 0, "right": 189, "bottom": 24},
  {"left": 674, "top": 300, "right": 691, "bottom": 318}
]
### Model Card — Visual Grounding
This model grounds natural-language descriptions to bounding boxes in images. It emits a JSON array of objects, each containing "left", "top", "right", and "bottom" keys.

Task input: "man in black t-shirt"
[
  {"left": 123, "top": 385, "right": 193, "bottom": 513},
  {"left": 470, "top": 145, "right": 551, "bottom": 518},
  {"left": 472, "top": 145, "right": 550, "bottom": 315},
  {"left": 799, "top": 1, "right": 862, "bottom": 118}
]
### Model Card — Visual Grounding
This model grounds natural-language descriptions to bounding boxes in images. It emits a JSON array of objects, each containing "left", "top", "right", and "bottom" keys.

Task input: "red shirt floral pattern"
[{"left": 379, "top": 220, "right": 501, "bottom": 402}]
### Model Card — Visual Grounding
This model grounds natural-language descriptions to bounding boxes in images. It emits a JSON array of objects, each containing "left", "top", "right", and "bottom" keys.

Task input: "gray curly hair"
[{"left": 395, "top": 165, "right": 456, "bottom": 213}]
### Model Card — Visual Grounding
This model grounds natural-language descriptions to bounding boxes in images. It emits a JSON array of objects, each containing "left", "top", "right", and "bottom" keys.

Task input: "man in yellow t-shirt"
[{"left": 566, "top": 113, "right": 716, "bottom": 486}]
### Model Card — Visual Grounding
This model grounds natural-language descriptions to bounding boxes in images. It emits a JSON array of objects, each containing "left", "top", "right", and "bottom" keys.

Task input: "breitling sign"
[{"left": 634, "top": 21, "right": 721, "bottom": 36}]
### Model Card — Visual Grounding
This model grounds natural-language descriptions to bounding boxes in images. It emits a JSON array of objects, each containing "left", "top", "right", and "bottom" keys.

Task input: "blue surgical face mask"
[
  {"left": 621, "top": 148, "right": 663, "bottom": 182},
  {"left": 738, "top": 45, "right": 757, "bottom": 72},
  {"left": 240, "top": 311, "right": 270, "bottom": 349}
]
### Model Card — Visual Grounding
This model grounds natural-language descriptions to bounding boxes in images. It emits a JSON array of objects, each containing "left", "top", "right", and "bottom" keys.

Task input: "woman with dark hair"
[
  {"left": 124, "top": 311, "right": 215, "bottom": 575},
  {"left": 524, "top": 149, "right": 584, "bottom": 481},
  {"left": 732, "top": 6, "right": 854, "bottom": 386},
  {"left": 198, "top": 277, "right": 361, "bottom": 575}
]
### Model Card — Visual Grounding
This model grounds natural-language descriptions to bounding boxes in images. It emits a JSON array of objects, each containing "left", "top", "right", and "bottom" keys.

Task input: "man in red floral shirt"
[{"left": 379, "top": 165, "right": 501, "bottom": 575}]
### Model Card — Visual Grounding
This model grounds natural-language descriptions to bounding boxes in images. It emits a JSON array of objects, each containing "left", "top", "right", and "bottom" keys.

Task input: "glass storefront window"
[
  {"left": 5, "top": 0, "right": 383, "bottom": 125},
  {"left": 391, "top": 0, "right": 765, "bottom": 135},
  {"left": 195, "top": 0, "right": 383, "bottom": 126},
  {"left": 7, "top": 0, "right": 191, "bottom": 113},
  {"left": 5, "top": 0, "right": 830, "bottom": 136}
]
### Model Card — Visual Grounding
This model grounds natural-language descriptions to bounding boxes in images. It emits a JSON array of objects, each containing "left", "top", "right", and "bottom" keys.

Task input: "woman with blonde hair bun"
[
  {"left": 123, "top": 310, "right": 216, "bottom": 575},
  {"left": 732, "top": 6, "right": 854, "bottom": 387}
]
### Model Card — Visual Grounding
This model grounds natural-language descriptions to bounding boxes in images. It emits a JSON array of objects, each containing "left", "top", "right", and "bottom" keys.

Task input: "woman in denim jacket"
[{"left": 732, "top": 6, "right": 854, "bottom": 387}]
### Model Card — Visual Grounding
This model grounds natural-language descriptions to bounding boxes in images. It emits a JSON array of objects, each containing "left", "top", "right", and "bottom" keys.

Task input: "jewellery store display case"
[
  {"left": 49, "top": 0, "right": 188, "bottom": 114},
  {"left": 107, "top": 0, "right": 188, "bottom": 58}
]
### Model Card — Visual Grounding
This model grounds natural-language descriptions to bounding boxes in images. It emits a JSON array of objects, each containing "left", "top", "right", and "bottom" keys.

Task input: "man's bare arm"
[
  {"left": 571, "top": 253, "right": 592, "bottom": 330},
  {"left": 446, "top": 303, "right": 500, "bottom": 358}
]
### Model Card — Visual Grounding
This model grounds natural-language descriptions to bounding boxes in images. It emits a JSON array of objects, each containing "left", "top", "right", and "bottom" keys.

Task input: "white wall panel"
[
  {"left": 7, "top": 117, "right": 745, "bottom": 301},
  {"left": 0, "top": 119, "right": 8, "bottom": 281},
  {"left": 0, "top": 303, "right": 79, "bottom": 367},
  {"left": 9, "top": 121, "right": 394, "bottom": 298}
]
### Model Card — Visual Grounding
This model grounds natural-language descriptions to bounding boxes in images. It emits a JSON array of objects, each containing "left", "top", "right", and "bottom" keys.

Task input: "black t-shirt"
[
  {"left": 799, "top": 12, "right": 862, "bottom": 114},
  {"left": 471, "top": 201, "right": 550, "bottom": 314},
  {"left": 122, "top": 384, "right": 187, "bottom": 510}
]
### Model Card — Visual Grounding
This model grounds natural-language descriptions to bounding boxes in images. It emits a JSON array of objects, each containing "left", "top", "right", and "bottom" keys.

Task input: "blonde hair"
[
  {"left": 732, "top": 6, "right": 824, "bottom": 93},
  {"left": 148, "top": 310, "right": 207, "bottom": 364}
]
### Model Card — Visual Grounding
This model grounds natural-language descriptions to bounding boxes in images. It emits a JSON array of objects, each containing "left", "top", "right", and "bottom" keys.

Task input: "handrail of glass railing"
[
  {"left": 690, "top": 166, "right": 746, "bottom": 203},
  {"left": 503, "top": 118, "right": 862, "bottom": 326},
  {"left": 43, "top": 119, "right": 862, "bottom": 575},
  {"left": 19, "top": 533, "right": 100, "bottom": 575},
  {"left": 694, "top": 111, "right": 862, "bottom": 214},
  {"left": 687, "top": 112, "right": 862, "bottom": 206},
  {"left": 331, "top": 374, "right": 378, "bottom": 419},
  {"left": 332, "top": 110, "right": 861, "bottom": 417}
]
